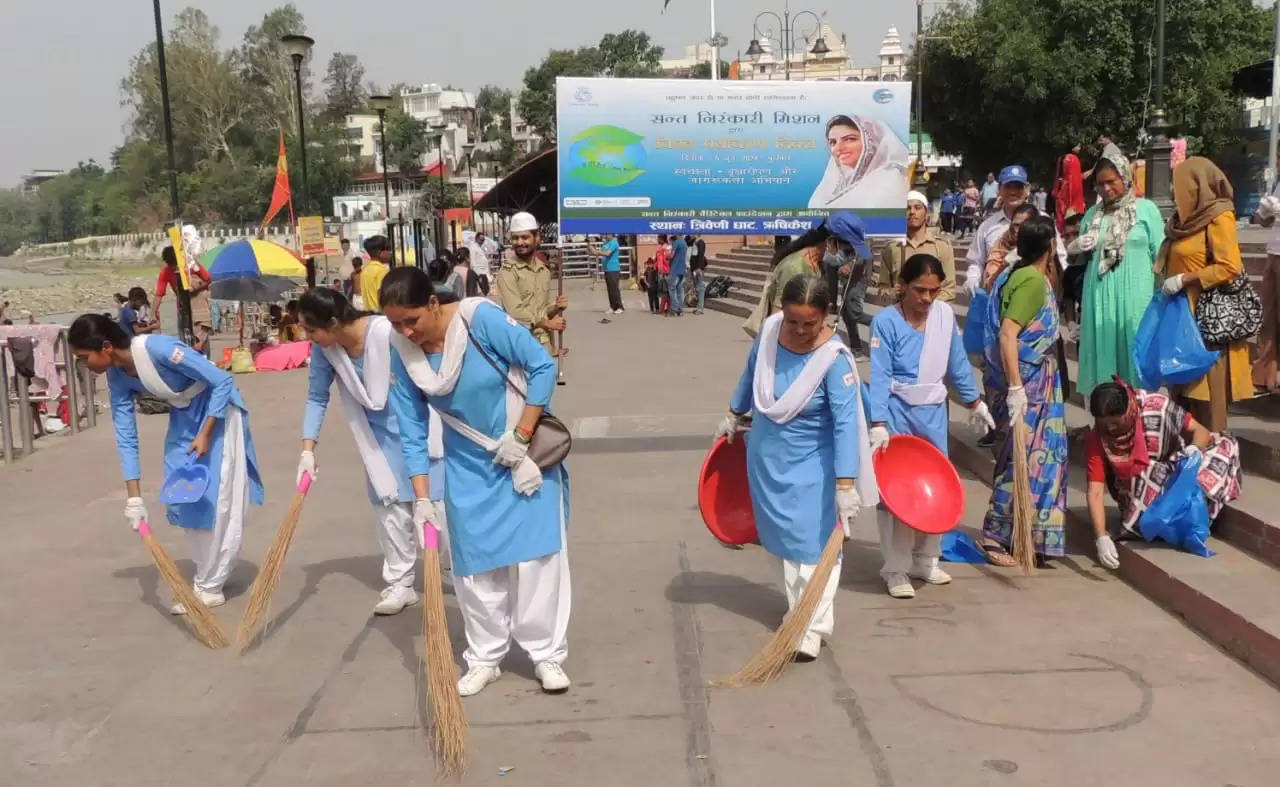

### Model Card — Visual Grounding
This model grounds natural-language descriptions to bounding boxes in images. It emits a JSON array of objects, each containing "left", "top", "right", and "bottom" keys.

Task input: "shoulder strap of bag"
[{"left": 460, "top": 315, "right": 528, "bottom": 401}]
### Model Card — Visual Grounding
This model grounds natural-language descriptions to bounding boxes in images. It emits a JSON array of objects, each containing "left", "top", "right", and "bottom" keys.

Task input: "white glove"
[
  {"left": 1097, "top": 254, "right": 1115, "bottom": 277},
  {"left": 1006, "top": 386, "right": 1028, "bottom": 426},
  {"left": 296, "top": 450, "right": 317, "bottom": 485},
  {"left": 1162, "top": 274, "right": 1186, "bottom": 295},
  {"left": 836, "top": 486, "right": 861, "bottom": 537},
  {"left": 413, "top": 497, "right": 439, "bottom": 529},
  {"left": 493, "top": 429, "right": 531, "bottom": 468},
  {"left": 714, "top": 413, "right": 746, "bottom": 443},
  {"left": 868, "top": 425, "right": 891, "bottom": 453},
  {"left": 964, "top": 263, "right": 981, "bottom": 296},
  {"left": 1059, "top": 321, "right": 1080, "bottom": 343},
  {"left": 969, "top": 400, "right": 996, "bottom": 433},
  {"left": 1182, "top": 444, "right": 1203, "bottom": 463},
  {"left": 1257, "top": 194, "right": 1280, "bottom": 220},
  {"left": 124, "top": 496, "right": 148, "bottom": 531},
  {"left": 1095, "top": 534, "right": 1120, "bottom": 570}
]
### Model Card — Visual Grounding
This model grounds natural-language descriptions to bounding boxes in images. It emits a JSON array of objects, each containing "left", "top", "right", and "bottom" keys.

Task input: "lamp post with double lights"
[
  {"left": 1144, "top": 0, "right": 1174, "bottom": 216},
  {"left": 744, "top": 7, "right": 829, "bottom": 82},
  {"left": 432, "top": 124, "right": 450, "bottom": 252},
  {"left": 369, "top": 94, "right": 394, "bottom": 227}
]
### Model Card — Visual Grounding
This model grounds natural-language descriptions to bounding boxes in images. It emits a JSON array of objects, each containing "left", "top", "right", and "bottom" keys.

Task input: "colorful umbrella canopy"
[{"left": 202, "top": 239, "right": 306, "bottom": 280}]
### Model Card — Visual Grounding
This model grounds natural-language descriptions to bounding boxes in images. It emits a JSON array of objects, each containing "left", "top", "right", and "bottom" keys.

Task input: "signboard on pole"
[
  {"left": 555, "top": 77, "right": 912, "bottom": 236},
  {"left": 298, "top": 216, "right": 326, "bottom": 257},
  {"left": 166, "top": 224, "right": 191, "bottom": 290},
  {"left": 324, "top": 235, "right": 343, "bottom": 257}
]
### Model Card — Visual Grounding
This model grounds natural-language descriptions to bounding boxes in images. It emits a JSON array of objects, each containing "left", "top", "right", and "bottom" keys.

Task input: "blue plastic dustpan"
[{"left": 160, "top": 452, "right": 210, "bottom": 505}]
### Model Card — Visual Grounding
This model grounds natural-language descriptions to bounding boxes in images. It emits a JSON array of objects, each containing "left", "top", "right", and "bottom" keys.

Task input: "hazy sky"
[{"left": 0, "top": 0, "right": 915, "bottom": 186}]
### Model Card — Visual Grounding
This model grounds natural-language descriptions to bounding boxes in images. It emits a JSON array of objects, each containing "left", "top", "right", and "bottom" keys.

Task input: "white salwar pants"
[
  {"left": 877, "top": 509, "right": 940, "bottom": 579},
  {"left": 454, "top": 548, "right": 571, "bottom": 669},
  {"left": 375, "top": 501, "right": 418, "bottom": 588},
  {"left": 185, "top": 408, "right": 248, "bottom": 594},
  {"left": 774, "top": 553, "right": 842, "bottom": 640}
]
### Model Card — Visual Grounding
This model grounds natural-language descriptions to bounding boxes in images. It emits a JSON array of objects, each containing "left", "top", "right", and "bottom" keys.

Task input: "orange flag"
[{"left": 262, "top": 130, "right": 293, "bottom": 227}]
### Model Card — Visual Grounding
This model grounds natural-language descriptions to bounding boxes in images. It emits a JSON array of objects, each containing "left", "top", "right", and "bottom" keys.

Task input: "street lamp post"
[
  {"left": 744, "top": 7, "right": 828, "bottom": 82},
  {"left": 1145, "top": 0, "right": 1174, "bottom": 216},
  {"left": 370, "top": 94, "right": 394, "bottom": 228},
  {"left": 463, "top": 142, "right": 477, "bottom": 213},
  {"left": 914, "top": 0, "right": 927, "bottom": 189},
  {"left": 152, "top": 0, "right": 193, "bottom": 344},
  {"left": 280, "top": 34, "right": 314, "bottom": 215},
  {"left": 432, "top": 124, "right": 450, "bottom": 252}
]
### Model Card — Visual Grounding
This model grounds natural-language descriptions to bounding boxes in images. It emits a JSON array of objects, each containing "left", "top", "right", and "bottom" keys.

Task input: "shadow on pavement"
[{"left": 664, "top": 570, "right": 787, "bottom": 630}]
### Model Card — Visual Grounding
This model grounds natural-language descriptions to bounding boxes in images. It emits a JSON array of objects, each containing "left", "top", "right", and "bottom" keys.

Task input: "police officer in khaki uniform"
[{"left": 495, "top": 212, "right": 568, "bottom": 369}]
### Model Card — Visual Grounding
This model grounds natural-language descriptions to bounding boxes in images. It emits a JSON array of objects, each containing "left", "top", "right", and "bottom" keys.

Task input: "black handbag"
[
  {"left": 461, "top": 316, "right": 571, "bottom": 469},
  {"left": 1194, "top": 229, "right": 1262, "bottom": 346}
]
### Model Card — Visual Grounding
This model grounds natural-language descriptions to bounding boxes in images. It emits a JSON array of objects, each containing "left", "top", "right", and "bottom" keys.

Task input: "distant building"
[
  {"left": 401, "top": 83, "right": 478, "bottom": 140},
  {"left": 342, "top": 113, "right": 382, "bottom": 170},
  {"left": 21, "top": 169, "right": 63, "bottom": 195},
  {"left": 509, "top": 97, "right": 542, "bottom": 156},
  {"left": 735, "top": 25, "right": 908, "bottom": 82},
  {"left": 660, "top": 42, "right": 717, "bottom": 77}
]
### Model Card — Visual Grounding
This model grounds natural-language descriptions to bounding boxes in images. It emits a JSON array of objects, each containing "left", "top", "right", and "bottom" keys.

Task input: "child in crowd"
[{"left": 643, "top": 257, "right": 662, "bottom": 314}]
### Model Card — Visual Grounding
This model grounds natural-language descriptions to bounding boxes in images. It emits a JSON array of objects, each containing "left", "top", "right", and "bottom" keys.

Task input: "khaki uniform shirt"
[
  {"left": 496, "top": 252, "right": 553, "bottom": 350},
  {"left": 878, "top": 228, "right": 957, "bottom": 301}
]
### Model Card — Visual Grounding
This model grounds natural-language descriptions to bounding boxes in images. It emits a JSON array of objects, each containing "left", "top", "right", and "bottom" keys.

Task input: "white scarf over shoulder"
[
  {"left": 321, "top": 316, "right": 401, "bottom": 504},
  {"left": 890, "top": 301, "right": 954, "bottom": 407},
  {"left": 753, "top": 313, "right": 878, "bottom": 506},
  {"left": 391, "top": 298, "right": 542, "bottom": 495},
  {"left": 131, "top": 336, "right": 206, "bottom": 408}
]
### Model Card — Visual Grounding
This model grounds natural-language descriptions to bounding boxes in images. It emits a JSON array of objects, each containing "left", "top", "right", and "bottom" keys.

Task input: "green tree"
[
  {"left": 476, "top": 84, "right": 513, "bottom": 142},
  {"left": 918, "top": 0, "right": 1273, "bottom": 178},
  {"left": 238, "top": 4, "right": 310, "bottom": 136},
  {"left": 323, "top": 52, "right": 367, "bottom": 122},
  {"left": 690, "top": 59, "right": 730, "bottom": 80},
  {"left": 0, "top": 190, "right": 33, "bottom": 256},
  {"left": 518, "top": 29, "right": 665, "bottom": 142},
  {"left": 384, "top": 97, "right": 430, "bottom": 180}
]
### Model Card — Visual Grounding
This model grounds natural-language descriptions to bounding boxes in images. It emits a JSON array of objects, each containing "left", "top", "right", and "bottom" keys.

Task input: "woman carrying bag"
[
  {"left": 1157, "top": 157, "right": 1259, "bottom": 432},
  {"left": 382, "top": 268, "right": 572, "bottom": 698}
]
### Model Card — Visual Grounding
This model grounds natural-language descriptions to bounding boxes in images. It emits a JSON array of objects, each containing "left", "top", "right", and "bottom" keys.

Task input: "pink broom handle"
[
  {"left": 422, "top": 522, "right": 440, "bottom": 551},
  {"left": 297, "top": 472, "right": 313, "bottom": 495},
  {"left": 137, "top": 520, "right": 152, "bottom": 538}
]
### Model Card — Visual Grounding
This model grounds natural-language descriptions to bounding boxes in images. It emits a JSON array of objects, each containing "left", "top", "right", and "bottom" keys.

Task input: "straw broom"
[
  {"left": 420, "top": 522, "right": 467, "bottom": 777},
  {"left": 713, "top": 521, "right": 845, "bottom": 687},
  {"left": 136, "top": 520, "right": 228, "bottom": 649},
  {"left": 234, "top": 473, "right": 313, "bottom": 654},
  {"left": 1009, "top": 419, "right": 1038, "bottom": 576}
]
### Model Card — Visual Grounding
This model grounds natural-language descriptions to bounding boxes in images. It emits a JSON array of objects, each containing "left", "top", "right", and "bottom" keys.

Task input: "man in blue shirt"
[
  {"left": 980, "top": 172, "right": 999, "bottom": 215},
  {"left": 589, "top": 234, "right": 625, "bottom": 313},
  {"left": 667, "top": 234, "right": 688, "bottom": 316},
  {"left": 939, "top": 187, "right": 958, "bottom": 234},
  {"left": 118, "top": 287, "right": 158, "bottom": 339}
]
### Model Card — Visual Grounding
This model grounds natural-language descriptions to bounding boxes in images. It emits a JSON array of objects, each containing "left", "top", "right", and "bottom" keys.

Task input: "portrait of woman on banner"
[{"left": 808, "top": 115, "right": 910, "bottom": 210}]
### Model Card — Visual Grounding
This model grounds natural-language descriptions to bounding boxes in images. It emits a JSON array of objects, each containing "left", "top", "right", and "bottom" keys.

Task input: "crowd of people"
[{"left": 62, "top": 128, "right": 1269, "bottom": 681}]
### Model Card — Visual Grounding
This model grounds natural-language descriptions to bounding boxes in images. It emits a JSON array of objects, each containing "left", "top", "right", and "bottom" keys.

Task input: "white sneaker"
[
  {"left": 795, "top": 632, "right": 821, "bottom": 661},
  {"left": 457, "top": 665, "right": 502, "bottom": 697},
  {"left": 534, "top": 661, "right": 571, "bottom": 693},
  {"left": 170, "top": 588, "right": 225, "bottom": 615},
  {"left": 885, "top": 573, "right": 916, "bottom": 599},
  {"left": 613, "top": 308, "right": 625, "bottom": 314},
  {"left": 373, "top": 585, "right": 420, "bottom": 615},
  {"left": 909, "top": 566, "right": 952, "bottom": 585}
]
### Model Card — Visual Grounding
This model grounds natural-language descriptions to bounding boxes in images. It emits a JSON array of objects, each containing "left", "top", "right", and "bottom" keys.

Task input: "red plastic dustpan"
[
  {"left": 697, "top": 436, "right": 757, "bottom": 545},
  {"left": 872, "top": 434, "right": 965, "bottom": 534}
]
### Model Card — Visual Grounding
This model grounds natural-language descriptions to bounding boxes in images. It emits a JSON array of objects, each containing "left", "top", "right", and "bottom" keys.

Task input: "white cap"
[
  {"left": 907, "top": 190, "right": 929, "bottom": 209},
  {"left": 509, "top": 212, "right": 539, "bottom": 233}
]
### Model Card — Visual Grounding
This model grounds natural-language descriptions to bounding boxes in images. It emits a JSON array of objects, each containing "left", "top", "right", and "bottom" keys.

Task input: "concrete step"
[
  {"left": 705, "top": 265, "right": 768, "bottom": 283},
  {"left": 943, "top": 405, "right": 1280, "bottom": 689}
]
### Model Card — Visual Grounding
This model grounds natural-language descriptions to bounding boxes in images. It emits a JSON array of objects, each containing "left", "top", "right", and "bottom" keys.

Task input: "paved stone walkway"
[{"left": 3, "top": 281, "right": 1280, "bottom": 786}]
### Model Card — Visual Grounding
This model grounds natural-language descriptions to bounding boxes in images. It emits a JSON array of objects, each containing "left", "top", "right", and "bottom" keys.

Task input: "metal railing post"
[
  {"left": 80, "top": 360, "right": 97, "bottom": 428},
  {"left": 14, "top": 366, "right": 33, "bottom": 458},
  {"left": 61, "top": 329, "right": 80, "bottom": 435},
  {"left": 0, "top": 349, "right": 13, "bottom": 463}
]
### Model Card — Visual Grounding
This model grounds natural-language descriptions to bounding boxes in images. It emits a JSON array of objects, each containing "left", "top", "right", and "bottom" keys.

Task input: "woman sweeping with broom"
[
  {"left": 714, "top": 275, "right": 876, "bottom": 665},
  {"left": 867, "top": 254, "right": 995, "bottom": 598},
  {"left": 980, "top": 215, "right": 1069, "bottom": 567},
  {"left": 294, "top": 288, "right": 423, "bottom": 616},
  {"left": 69, "top": 313, "right": 263, "bottom": 612},
  {"left": 383, "top": 267, "right": 572, "bottom": 698}
]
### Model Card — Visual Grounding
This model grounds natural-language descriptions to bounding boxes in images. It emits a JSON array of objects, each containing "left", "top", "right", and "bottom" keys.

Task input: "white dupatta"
[
  {"left": 391, "top": 298, "right": 542, "bottom": 496},
  {"left": 890, "top": 301, "right": 955, "bottom": 407},
  {"left": 752, "top": 313, "right": 878, "bottom": 506},
  {"left": 321, "top": 316, "right": 400, "bottom": 504},
  {"left": 131, "top": 336, "right": 206, "bottom": 408}
]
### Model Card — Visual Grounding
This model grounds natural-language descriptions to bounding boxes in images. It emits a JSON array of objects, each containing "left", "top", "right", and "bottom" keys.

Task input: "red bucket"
[
  {"left": 697, "top": 436, "right": 757, "bottom": 545},
  {"left": 872, "top": 434, "right": 965, "bottom": 534}
]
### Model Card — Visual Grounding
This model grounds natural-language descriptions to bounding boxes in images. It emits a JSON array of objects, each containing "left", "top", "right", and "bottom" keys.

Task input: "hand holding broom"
[
  {"left": 416, "top": 503, "right": 468, "bottom": 777},
  {"left": 129, "top": 502, "right": 228, "bottom": 649},
  {"left": 234, "top": 471, "right": 314, "bottom": 654}
]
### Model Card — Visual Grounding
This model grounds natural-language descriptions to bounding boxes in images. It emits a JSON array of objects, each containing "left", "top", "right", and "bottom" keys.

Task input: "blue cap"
[
  {"left": 998, "top": 165, "right": 1029, "bottom": 186},
  {"left": 826, "top": 211, "right": 872, "bottom": 259}
]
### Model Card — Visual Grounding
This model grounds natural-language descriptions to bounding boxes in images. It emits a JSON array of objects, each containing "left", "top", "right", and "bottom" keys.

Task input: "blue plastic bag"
[
  {"left": 940, "top": 529, "right": 987, "bottom": 563},
  {"left": 962, "top": 289, "right": 989, "bottom": 356},
  {"left": 1158, "top": 293, "right": 1220, "bottom": 385},
  {"left": 1131, "top": 294, "right": 1164, "bottom": 390},
  {"left": 1130, "top": 293, "right": 1219, "bottom": 389},
  {"left": 1138, "top": 453, "right": 1215, "bottom": 558}
]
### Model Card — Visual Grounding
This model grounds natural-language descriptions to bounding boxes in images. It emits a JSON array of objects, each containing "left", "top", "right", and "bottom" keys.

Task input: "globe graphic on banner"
[{"left": 566, "top": 125, "right": 647, "bottom": 188}]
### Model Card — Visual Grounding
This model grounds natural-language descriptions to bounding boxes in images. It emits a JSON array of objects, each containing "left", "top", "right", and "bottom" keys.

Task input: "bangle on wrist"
[{"left": 513, "top": 426, "right": 534, "bottom": 444}]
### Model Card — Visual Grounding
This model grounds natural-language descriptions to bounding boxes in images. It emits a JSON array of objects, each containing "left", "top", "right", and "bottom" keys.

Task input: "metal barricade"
[
  {"left": 1, "top": 326, "right": 101, "bottom": 463},
  {"left": 0, "top": 349, "right": 12, "bottom": 464},
  {"left": 557, "top": 243, "right": 636, "bottom": 281}
]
